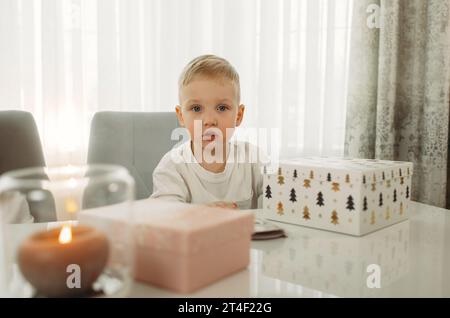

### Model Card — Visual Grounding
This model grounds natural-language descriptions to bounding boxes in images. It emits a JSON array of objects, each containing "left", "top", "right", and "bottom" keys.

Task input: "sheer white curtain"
[{"left": 0, "top": 0, "right": 353, "bottom": 165}]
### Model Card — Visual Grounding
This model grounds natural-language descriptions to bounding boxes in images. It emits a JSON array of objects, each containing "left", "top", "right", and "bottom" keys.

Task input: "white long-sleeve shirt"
[{"left": 150, "top": 141, "right": 265, "bottom": 209}]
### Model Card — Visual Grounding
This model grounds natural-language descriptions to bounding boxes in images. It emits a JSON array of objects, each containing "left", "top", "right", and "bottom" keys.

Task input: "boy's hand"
[{"left": 207, "top": 201, "right": 238, "bottom": 210}]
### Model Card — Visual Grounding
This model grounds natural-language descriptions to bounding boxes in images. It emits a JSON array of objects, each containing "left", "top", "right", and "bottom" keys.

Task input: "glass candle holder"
[{"left": 0, "top": 165, "right": 135, "bottom": 298}]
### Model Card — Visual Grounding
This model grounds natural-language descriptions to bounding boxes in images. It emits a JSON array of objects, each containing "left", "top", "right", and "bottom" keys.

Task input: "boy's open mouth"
[{"left": 202, "top": 131, "right": 217, "bottom": 141}]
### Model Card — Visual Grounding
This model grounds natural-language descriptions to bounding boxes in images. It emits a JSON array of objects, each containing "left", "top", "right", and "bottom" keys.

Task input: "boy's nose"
[{"left": 202, "top": 112, "right": 218, "bottom": 127}]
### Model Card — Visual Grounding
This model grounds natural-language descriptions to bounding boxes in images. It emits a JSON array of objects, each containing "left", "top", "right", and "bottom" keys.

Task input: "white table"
[
  {"left": 3, "top": 201, "right": 450, "bottom": 297},
  {"left": 129, "top": 201, "right": 450, "bottom": 298}
]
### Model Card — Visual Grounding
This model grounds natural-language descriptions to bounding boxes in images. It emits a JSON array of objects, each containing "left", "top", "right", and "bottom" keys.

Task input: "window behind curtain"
[{"left": 0, "top": 0, "right": 353, "bottom": 165}]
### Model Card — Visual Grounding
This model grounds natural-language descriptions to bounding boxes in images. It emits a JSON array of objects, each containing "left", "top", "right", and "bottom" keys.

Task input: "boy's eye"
[
  {"left": 191, "top": 105, "right": 202, "bottom": 112},
  {"left": 217, "top": 104, "right": 228, "bottom": 112}
]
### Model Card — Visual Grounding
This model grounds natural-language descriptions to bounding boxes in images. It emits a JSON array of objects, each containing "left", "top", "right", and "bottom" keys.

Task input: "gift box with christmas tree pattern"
[
  {"left": 262, "top": 157, "right": 413, "bottom": 236},
  {"left": 261, "top": 219, "right": 410, "bottom": 296}
]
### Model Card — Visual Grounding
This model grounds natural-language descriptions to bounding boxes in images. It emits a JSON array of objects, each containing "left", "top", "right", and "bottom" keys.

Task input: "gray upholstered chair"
[
  {"left": 0, "top": 110, "right": 46, "bottom": 176},
  {"left": 87, "top": 111, "right": 180, "bottom": 200},
  {"left": 0, "top": 110, "right": 56, "bottom": 222}
]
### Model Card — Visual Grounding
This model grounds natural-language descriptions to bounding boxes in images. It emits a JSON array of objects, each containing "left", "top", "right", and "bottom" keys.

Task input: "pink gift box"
[{"left": 80, "top": 199, "right": 254, "bottom": 293}]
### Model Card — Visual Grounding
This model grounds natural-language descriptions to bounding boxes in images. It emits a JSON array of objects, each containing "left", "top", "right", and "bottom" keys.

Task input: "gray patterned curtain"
[{"left": 344, "top": 0, "right": 450, "bottom": 208}]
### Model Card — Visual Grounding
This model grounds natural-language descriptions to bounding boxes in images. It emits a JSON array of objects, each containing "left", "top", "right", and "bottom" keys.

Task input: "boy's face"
[{"left": 176, "top": 76, "right": 245, "bottom": 150}]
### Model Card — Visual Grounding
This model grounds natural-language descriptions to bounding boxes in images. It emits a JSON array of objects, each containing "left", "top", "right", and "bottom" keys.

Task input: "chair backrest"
[
  {"left": 0, "top": 110, "right": 56, "bottom": 222},
  {"left": 87, "top": 111, "right": 180, "bottom": 200},
  {"left": 0, "top": 110, "right": 46, "bottom": 175}
]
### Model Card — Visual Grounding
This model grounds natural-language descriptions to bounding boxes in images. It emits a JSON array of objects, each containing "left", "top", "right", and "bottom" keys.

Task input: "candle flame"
[{"left": 58, "top": 224, "right": 72, "bottom": 244}]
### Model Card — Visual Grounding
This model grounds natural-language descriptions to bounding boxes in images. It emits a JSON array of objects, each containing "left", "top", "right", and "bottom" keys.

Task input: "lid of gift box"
[
  {"left": 80, "top": 199, "right": 254, "bottom": 255},
  {"left": 264, "top": 157, "right": 413, "bottom": 184}
]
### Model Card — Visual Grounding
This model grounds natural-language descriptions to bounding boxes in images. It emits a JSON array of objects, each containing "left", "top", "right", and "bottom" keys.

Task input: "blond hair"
[{"left": 178, "top": 54, "right": 240, "bottom": 102}]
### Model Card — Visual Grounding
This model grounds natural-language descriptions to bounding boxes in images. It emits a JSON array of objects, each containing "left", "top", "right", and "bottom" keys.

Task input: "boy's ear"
[
  {"left": 175, "top": 106, "right": 185, "bottom": 127},
  {"left": 235, "top": 104, "right": 245, "bottom": 127}
]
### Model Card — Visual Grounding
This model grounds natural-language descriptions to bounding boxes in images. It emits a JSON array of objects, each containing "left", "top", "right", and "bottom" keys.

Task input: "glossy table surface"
[
  {"left": 130, "top": 201, "right": 450, "bottom": 297},
  {"left": 3, "top": 201, "right": 450, "bottom": 297}
]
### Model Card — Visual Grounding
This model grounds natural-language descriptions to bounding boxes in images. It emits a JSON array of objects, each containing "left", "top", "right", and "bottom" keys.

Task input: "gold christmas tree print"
[
  {"left": 303, "top": 206, "right": 311, "bottom": 220},
  {"left": 386, "top": 179, "right": 391, "bottom": 188},
  {"left": 331, "top": 182, "right": 340, "bottom": 192},
  {"left": 331, "top": 210, "right": 339, "bottom": 225},
  {"left": 303, "top": 179, "right": 311, "bottom": 188},
  {"left": 277, "top": 201, "right": 284, "bottom": 215},
  {"left": 385, "top": 207, "right": 391, "bottom": 220},
  {"left": 345, "top": 174, "right": 350, "bottom": 183},
  {"left": 373, "top": 173, "right": 377, "bottom": 183},
  {"left": 309, "top": 170, "right": 314, "bottom": 179},
  {"left": 400, "top": 176, "right": 404, "bottom": 185},
  {"left": 370, "top": 211, "right": 376, "bottom": 225},
  {"left": 400, "top": 202, "right": 404, "bottom": 215},
  {"left": 371, "top": 183, "right": 376, "bottom": 191},
  {"left": 277, "top": 166, "right": 284, "bottom": 184}
]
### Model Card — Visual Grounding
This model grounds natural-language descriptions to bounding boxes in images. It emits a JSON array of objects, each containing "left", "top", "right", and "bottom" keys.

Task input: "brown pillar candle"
[{"left": 17, "top": 224, "right": 109, "bottom": 297}]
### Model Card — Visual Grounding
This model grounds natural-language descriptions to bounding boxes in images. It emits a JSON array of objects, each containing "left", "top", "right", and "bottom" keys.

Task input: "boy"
[{"left": 150, "top": 54, "right": 264, "bottom": 209}]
